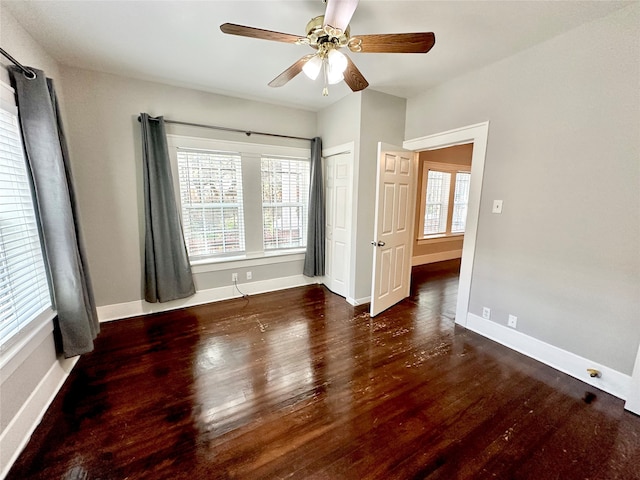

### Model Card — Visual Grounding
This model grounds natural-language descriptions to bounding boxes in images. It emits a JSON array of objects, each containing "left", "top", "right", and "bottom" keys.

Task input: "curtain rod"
[
  {"left": 138, "top": 116, "right": 312, "bottom": 142},
  {"left": 0, "top": 47, "right": 36, "bottom": 79}
]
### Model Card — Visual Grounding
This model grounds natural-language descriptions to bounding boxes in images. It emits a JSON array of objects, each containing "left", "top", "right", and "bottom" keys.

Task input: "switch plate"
[
  {"left": 492, "top": 200, "right": 503, "bottom": 214},
  {"left": 482, "top": 307, "right": 491, "bottom": 320},
  {"left": 508, "top": 314, "right": 518, "bottom": 329}
]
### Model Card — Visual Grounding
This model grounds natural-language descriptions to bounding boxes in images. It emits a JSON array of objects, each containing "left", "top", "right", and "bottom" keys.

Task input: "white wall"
[
  {"left": 405, "top": 4, "right": 640, "bottom": 375},
  {"left": 317, "top": 93, "right": 362, "bottom": 302},
  {"left": 317, "top": 90, "right": 406, "bottom": 303},
  {"left": 0, "top": 6, "right": 77, "bottom": 478},
  {"left": 356, "top": 91, "right": 406, "bottom": 301},
  {"left": 58, "top": 67, "right": 317, "bottom": 308}
]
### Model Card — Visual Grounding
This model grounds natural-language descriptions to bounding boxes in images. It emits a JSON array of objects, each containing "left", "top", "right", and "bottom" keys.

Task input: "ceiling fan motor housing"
[{"left": 304, "top": 15, "right": 352, "bottom": 49}]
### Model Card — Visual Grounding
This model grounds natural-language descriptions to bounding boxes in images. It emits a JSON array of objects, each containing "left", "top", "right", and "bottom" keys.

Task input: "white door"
[
  {"left": 324, "top": 148, "right": 353, "bottom": 298},
  {"left": 370, "top": 143, "right": 417, "bottom": 316},
  {"left": 626, "top": 343, "right": 640, "bottom": 414}
]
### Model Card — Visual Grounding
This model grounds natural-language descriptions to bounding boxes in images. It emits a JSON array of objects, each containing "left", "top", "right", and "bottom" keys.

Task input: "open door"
[
  {"left": 370, "top": 143, "right": 417, "bottom": 317},
  {"left": 626, "top": 342, "right": 640, "bottom": 414}
]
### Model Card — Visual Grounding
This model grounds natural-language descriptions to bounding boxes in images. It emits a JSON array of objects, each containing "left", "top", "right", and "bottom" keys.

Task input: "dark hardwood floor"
[{"left": 8, "top": 260, "right": 640, "bottom": 479}]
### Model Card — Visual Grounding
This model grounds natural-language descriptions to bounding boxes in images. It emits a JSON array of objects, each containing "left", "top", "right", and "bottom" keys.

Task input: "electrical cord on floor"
[{"left": 233, "top": 279, "right": 249, "bottom": 299}]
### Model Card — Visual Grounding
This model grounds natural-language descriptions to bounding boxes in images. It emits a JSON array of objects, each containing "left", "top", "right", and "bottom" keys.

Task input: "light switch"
[{"left": 492, "top": 200, "right": 503, "bottom": 214}]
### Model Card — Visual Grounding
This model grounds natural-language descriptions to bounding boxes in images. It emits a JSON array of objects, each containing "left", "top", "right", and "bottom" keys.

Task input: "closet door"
[{"left": 324, "top": 148, "right": 353, "bottom": 299}]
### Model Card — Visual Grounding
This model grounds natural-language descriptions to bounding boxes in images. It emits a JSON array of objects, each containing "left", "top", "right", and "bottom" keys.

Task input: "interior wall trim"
[
  {"left": 626, "top": 344, "right": 640, "bottom": 414},
  {"left": 466, "top": 313, "right": 631, "bottom": 401},
  {"left": 97, "top": 275, "right": 321, "bottom": 323},
  {"left": 0, "top": 355, "right": 78, "bottom": 480},
  {"left": 403, "top": 121, "right": 490, "bottom": 329},
  {"left": 346, "top": 295, "right": 371, "bottom": 307},
  {"left": 412, "top": 250, "right": 462, "bottom": 267}
]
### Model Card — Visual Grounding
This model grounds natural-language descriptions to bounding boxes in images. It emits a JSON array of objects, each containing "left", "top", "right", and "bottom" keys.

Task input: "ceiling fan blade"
[
  {"left": 343, "top": 54, "right": 369, "bottom": 92},
  {"left": 350, "top": 32, "right": 436, "bottom": 54},
  {"left": 220, "top": 23, "right": 305, "bottom": 44},
  {"left": 268, "top": 55, "right": 315, "bottom": 88},
  {"left": 324, "top": 0, "right": 359, "bottom": 32}
]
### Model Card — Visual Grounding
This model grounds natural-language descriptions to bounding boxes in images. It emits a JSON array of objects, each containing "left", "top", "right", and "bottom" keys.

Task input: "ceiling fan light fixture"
[
  {"left": 327, "top": 48, "right": 348, "bottom": 74},
  {"left": 302, "top": 54, "right": 323, "bottom": 80},
  {"left": 326, "top": 67, "right": 344, "bottom": 85},
  {"left": 325, "top": 48, "right": 347, "bottom": 85}
]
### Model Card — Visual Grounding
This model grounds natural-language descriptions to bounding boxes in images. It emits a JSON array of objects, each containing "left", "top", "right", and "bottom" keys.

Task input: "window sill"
[
  {"left": 191, "top": 250, "right": 306, "bottom": 274},
  {"left": 417, "top": 233, "right": 465, "bottom": 245},
  {"left": 0, "top": 307, "right": 56, "bottom": 383}
]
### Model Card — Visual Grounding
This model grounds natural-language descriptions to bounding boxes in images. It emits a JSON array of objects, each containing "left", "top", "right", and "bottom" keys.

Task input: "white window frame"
[
  {"left": 261, "top": 156, "right": 310, "bottom": 251},
  {"left": 0, "top": 80, "right": 54, "bottom": 367},
  {"left": 167, "top": 135, "right": 310, "bottom": 272},
  {"left": 418, "top": 161, "right": 471, "bottom": 241},
  {"left": 176, "top": 148, "right": 246, "bottom": 260}
]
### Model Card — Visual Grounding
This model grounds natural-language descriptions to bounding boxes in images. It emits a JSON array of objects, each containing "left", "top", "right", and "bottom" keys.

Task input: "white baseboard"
[
  {"left": 347, "top": 295, "right": 371, "bottom": 307},
  {"left": 98, "top": 275, "right": 321, "bottom": 322},
  {"left": 466, "top": 313, "right": 631, "bottom": 401},
  {"left": 412, "top": 250, "right": 462, "bottom": 266},
  {"left": 0, "top": 355, "right": 78, "bottom": 480}
]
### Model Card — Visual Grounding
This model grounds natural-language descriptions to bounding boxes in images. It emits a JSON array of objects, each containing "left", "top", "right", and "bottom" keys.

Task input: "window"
[
  {"left": 169, "top": 136, "right": 310, "bottom": 263},
  {"left": 177, "top": 149, "right": 245, "bottom": 259},
  {"left": 0, "top": 82, "right": 51, "bottom": 351},
  {"left": 451, "top": 172, "right": 471, "bottom": 233},
  {"left": 261, "top": 157, "right": 309, "bottom": 250},
  {"left": 424, "top": 170, "right": 451, "bottom": 235},
  {"left": 421, "top": 167, "right": 471, "bottom": 238}
]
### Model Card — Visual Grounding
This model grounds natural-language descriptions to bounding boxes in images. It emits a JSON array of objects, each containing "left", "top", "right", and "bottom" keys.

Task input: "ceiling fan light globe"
[
  {"left": 302, "top": 55, "right": 322, "bottom": 80},
  {"left": 327, "top": 48, "right": 348, "bottom": 74},
  {"left": 327, "top": 67, "right": 344, "bottom": 85}
]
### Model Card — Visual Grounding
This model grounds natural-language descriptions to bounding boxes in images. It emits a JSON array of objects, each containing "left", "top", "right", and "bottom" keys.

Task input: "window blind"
[
  {"left": 177, "top": 148, "right": 245, "bottom": 259},
  {"left": 261, "top": 156, "right": 310, "bottom": 250},
  {"left": 0, "top": 83, "right": 51, "bottom": 350},
  {"left": 424, "top": 170, "right": 451, "bottom": 235},
  {"left": 452, "top": 172, "right": 471, "bottom": 233}
]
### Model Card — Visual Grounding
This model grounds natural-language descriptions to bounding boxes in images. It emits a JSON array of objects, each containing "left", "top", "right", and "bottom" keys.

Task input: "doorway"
[{"left": 403, "top": 122, "right": 489, "bottom": 327}]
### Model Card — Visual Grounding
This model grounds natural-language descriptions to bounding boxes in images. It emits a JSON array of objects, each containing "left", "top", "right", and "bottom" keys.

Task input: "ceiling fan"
[{"left": 220, "top": 0, "right": 435, "bottom": 96}]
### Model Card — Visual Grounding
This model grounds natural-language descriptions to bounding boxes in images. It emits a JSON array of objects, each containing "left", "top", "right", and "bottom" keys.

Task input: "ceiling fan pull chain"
[{"left": 322, "top": 60, "right": 329, "bottom": 96}]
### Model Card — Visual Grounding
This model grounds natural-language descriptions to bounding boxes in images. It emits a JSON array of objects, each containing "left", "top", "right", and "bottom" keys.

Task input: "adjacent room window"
[
  {"left": 169, "top": 136, "right": 310, "bottom": 263},
  {"left": 451, "top": 172, "right": 471, "bottom": 233},
  {"left": 0, "top": 83, "right": 51, "bottom": 351},
  {"left": 177, "top": 149, "right": 245, "bottom": 259},
  {"left": 422, "top": 168, "right": 471, "bottom": 237},
  {"left": 261, "top": 157, "right": 309, "bottom": 250},
  {"left": 424, "top": 170, "right": 451, "bottom": 235}
]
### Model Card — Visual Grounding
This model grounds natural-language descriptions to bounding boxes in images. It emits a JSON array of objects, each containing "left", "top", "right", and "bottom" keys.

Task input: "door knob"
[{"left": 371, "top": 241, "right": 385, "bottom": 247}]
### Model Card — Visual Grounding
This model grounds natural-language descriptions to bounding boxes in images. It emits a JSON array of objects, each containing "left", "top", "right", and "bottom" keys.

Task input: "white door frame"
[
  {"left": 626, "top": 343, "right": 640, "bottom": 414},
  {"left": 322, "top": 142, "right": 355, "bottom": 301},
  {"left": 404, "top": 122, "right": 490, "bottom": 327}
]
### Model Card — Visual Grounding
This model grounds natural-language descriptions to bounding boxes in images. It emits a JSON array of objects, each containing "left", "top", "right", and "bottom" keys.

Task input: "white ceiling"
[{"left": 3, "top": 0, "right": 631, "bottom": 111}]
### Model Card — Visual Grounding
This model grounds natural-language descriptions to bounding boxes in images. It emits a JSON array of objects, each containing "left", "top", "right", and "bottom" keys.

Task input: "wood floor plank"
[{"left": 6, "top": 260, "right": 640, "bottom": 480}]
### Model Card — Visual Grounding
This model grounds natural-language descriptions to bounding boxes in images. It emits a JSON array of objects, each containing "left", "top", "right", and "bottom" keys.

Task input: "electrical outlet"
[
  {"left": 246, "top": 271, "right": 252, "bottom": 280},
  {"left": 508, "top": 314, "right": 518, "bottom": 329},
  {"left": 482, "top": 307, "right": 491, "bottom": 320},
  {"left": 232, "top": 273, "right": 238, "bottom": 282}
]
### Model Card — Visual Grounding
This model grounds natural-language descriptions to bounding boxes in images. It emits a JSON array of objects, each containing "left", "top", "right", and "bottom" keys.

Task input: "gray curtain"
[
  {"left": 303, "top": 137, "right": 325, "bottom": 277},
  {"left": 9, "top": 67, "right": 99, "bottom": 358},
  {"left": 140, "top": 113, "right": 195, "bottom": 302}
]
